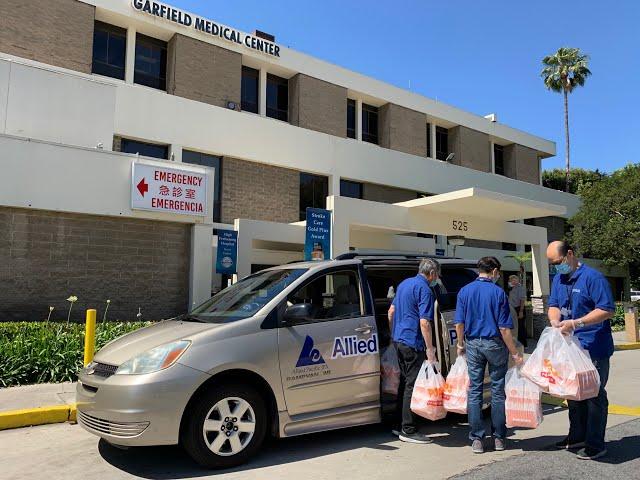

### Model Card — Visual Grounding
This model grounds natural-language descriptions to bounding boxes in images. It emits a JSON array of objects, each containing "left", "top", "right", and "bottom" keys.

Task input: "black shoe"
[
  {"left": 555, "top": 436, "right": 586, "bottom": 450},
  {"left": 399, "top": 431, "right": 433, "bottom": 444},
  {"left": 576, "top": 447, "right": 607, "bottom": 460}
]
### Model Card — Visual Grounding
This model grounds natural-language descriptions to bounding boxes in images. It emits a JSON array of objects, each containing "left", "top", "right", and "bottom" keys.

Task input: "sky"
[{"left": 169, "top": 0, "right": 639, "bottom": 173}]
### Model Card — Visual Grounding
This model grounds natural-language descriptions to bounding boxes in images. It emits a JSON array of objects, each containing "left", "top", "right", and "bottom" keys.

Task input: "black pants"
[
  {"left": 517, "top": 314, "right": 527, "bottom": 347},
  {"left": 395, "top": 342, "right": 424, "bottom": 434}
]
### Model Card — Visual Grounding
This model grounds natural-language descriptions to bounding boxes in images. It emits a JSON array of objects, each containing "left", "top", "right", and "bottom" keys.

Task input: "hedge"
[{"left": 0, "top": 321, "right": 150, "bottom": 387}]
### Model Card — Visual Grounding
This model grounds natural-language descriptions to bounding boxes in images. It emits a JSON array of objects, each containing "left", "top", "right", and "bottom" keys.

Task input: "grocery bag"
[
  {"left": 380, "top": 345, "right": 400, "bottom": 395},
  {"left": 521, "top": 327, "right": 600, "bottom": 401},
  {"left": 443, "top": 355, "right": 470, "bottom": 414},
  {"left": 410, "top": 361, "right": 447, "bottom": 421},
  {"left": 505, "top": 367, "right": 543, "bottom": 428}
]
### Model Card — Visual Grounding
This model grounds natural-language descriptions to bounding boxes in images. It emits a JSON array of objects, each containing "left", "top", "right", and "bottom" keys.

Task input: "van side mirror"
[{"left": 282, "top": 303, "right": 315, "bottom": 326}]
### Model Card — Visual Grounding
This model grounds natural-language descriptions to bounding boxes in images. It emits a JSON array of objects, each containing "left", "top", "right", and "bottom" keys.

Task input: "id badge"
[{"left": 560, "top": 307, "right": 572, "bottom": 319}]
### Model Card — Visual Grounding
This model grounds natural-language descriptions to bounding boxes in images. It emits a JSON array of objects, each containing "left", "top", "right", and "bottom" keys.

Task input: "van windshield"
[{"left": 187, "top": 268, "right": 308, "bottom": 322}]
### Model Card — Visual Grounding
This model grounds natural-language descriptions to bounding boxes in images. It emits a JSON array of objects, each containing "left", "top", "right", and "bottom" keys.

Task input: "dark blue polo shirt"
[
  {"left": 454, "top": 277, "right": 513, "bottom": 338},
  {"left": 391, "top": 275, "right": 435, "bottom": 351},
  {"left": 548, "top": 263, "right": 615, "bottom": 359}
]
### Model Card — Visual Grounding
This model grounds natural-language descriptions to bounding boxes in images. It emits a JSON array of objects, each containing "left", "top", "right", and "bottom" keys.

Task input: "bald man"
[{"left": 546, "top": 240, "right": 615, "bottom": 460}]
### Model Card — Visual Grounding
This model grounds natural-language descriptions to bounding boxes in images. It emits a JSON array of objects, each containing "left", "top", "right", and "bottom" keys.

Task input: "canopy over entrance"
[{"left": 235, "top": 188, "right": 567, "bottom": 297}]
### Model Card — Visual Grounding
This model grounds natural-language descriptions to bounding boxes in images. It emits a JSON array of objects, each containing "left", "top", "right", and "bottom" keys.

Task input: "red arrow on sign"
[{"left": 137, "top": 178, "right": 149, "bottom": 197}]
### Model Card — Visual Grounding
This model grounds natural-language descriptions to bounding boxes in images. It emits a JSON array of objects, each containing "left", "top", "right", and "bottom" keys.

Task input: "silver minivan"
[{"left": 77, "top": 253, "right": 514, "bottom": 468}]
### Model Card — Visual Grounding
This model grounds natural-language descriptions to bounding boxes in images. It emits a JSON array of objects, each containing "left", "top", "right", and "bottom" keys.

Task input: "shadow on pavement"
[{"left": 595, "top": 435, "right": 640, "bottom": 465}]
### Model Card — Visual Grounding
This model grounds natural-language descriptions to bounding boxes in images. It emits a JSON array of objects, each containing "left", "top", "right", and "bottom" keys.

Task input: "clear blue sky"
[{"left": 171, "top": 0, "right": 639, "bottom": 173}]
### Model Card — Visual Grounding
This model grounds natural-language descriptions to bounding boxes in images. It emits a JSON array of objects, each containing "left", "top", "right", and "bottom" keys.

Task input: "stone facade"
[
  {"left": 0, "top": 0, "right": 95, "bottom": 73},
  {"left": 362, "top": 183, "right": 418, "bottom": 204},
  {"left": 531, "top": 216, "right": 567, "bottom": 243},
  {"left": 288, "top": 74, "right": 347, "bottom": 137},
  {"left": 378, "top": 104, "right": 427, "bottom": 157},
  {"left": 0, "top": 207, "right": 190, "bottom": 322},
  {"left": 504, "top": 144, "right": 541, "bottom": 185},
  {"left": 167, "top": 34, "right": 241, "bottom": 108},
  {"left": 448, "top": 126, "right": 492, "bottom": 172},
  {"left": 221, "top": 158, "right": 299, "bottom": 224}
]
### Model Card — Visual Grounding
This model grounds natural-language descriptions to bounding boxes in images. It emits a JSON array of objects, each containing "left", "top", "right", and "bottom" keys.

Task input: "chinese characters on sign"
[{"left": 131, "top": 163, "right": 207, "bottom": 216}]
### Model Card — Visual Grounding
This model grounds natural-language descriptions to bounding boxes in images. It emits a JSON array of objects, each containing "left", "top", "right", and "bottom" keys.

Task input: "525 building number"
[{"left": 452, "top": 220, "right": 468, "bottom": 232}]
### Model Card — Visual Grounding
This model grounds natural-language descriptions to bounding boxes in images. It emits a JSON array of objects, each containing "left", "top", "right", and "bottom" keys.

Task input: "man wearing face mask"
[
  {"left": 546, "top": 240, "right": 615, "bottom": 460},
  {"left": 387, "top": 258, "right": 440, "bottom": 444},
  {"left": 454, "top": 256, "right": 523, "bottom": 454}
]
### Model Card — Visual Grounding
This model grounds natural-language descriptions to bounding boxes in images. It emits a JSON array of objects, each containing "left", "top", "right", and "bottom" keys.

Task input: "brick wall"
[
  {"left": 379, "top": 104, "right": 427, "bottom": 157},
  {"left": 504, "top": 144, "right": 541, "bottom": 185},
  {"left": 167, "top": 34, "right": 241, "bottom": 108},
  {"left": 362, "top": 183, "right": 418, "bottom": 204},
  {"left": 221, "top": 158, "right": 299, "bottom": 224},
  {"left": 0, "top": 207, "right": 190, "bottom": 322},
  {"left": 288, "top": 74, "right": 347, "bottom": 137},
  {"left": 531, "top": 216, "right": 567, "bottom": 243},
  {"left": 448, "top": 126, "right": 492, "bottom": 172},
  {"left": 0, "top": 0, "right": 94, "bottom": 73}
]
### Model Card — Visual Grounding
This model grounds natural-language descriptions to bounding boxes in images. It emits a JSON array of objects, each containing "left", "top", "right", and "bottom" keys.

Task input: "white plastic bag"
[
  {"left": 443, "top": 355, "right": 469, "bottom": 414},
  {"left": 411, "top": 361, "right": 447, "bottom": 421},
  {"left": 505, "top": 367, "right": 543, "bottom": 428},
  {"left": 380, "top": 345, "right": 400, "bottom": 395},
  {"left": 521, "top": 327, "right": 600, "bottom": 400}
]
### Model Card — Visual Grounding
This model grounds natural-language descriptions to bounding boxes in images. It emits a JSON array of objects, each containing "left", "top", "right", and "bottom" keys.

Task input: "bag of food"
[
  {"left": 443, "top": 355, "right": 470, "bottom": 414},
  {"left": 411, "top": 361, "right": 447, "bottom": 421},
  {"left": 505, "top": 367, "right": 543, "bottom": 428},
  {"left": 521, "top": 326, "right": 600, "bottom": 401},
  {"left": 380, "top": 345, "right": 400, "bottom": 395}
]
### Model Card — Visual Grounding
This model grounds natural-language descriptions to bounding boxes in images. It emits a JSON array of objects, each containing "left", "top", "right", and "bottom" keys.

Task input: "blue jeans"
[
  {"left": 466, "top": 337, "right": 509, "bottom": 441},
  {"left": 567, "top": 356, "right": 610, "bottom": 451}
]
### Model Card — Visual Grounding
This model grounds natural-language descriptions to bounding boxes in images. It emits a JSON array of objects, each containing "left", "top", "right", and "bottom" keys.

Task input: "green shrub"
[{"left": 0, "top": 321, "right": 150, "bottom": 387}]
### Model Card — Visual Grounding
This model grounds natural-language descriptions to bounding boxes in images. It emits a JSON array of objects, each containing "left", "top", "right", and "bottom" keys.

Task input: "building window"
[
  {"left": 435, "top": 126, "right": 448, "bottom": 161},
  {"left": 266, "top": 74, "right": 288, "bottom": 121},
  {"left": 299, "top": 173, "right": 328, "bottom": 220},
  {"left": 494, "top": 144, "right": 505, "bottom": 176},
  {"left": 502, "top": 242, "right": 517, "bottom": 251},
  {"left": 241, "top": 66, "right": 259, "bottom": 114},
  {"left": 362, "top": 104, "right": 379, "bottom": 144},
  {"left": 347, "top": 99, "right": 356, "bottom": 139},
  {"left": 121, "top": 139, "right": 168, "bottom": 159},
  {"left": 340, "top": 179, "right": 363, "bottom": 199},
  {"left": 426, "top": 123, "right": 432, "bottom": 158},
  {"left": 182, "top": 150, "right": 223, "bottom": 223},
  {"left": 134, "top": 33, "right": 167, "bottom": 90},
  {"left": 92, "top": 21, "right": 126, "bottom": 80}
]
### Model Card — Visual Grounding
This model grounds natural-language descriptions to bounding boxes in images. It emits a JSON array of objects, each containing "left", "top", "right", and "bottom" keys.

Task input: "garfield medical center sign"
[{"left": 132, "top": 164, "right": 208, "bottom": 216}]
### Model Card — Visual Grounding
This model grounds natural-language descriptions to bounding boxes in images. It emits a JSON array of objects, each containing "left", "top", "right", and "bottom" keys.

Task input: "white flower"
[
  {"left": 106, "top": 299, "right": 111, "bottom": 304},
  {"left": 49, "top": 306, "right": 54, "bottom": 312},
  {"left": 67, "top": 296, "right": 78, "bottom": 303}
]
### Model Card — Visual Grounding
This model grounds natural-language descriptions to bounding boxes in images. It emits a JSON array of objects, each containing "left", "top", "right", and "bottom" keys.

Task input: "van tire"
[{"left": 181, "top": 383, "right": 267, "bottom": 469}]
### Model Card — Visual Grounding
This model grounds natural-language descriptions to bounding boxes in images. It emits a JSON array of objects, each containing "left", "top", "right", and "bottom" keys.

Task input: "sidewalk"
[{"left": 0, "top": 382, "right": 77, "bottom": 430}]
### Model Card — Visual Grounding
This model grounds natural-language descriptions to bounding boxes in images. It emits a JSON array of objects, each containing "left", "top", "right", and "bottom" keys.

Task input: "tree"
[
  {"left": 506, "top": 251, "right": 532, "bottom": 295},
  {"left": 542, "top": 168, "right": 606, "bottom": 195},
  {"left": 569, "top": 163, "right": 640, "bottom": 289},
  {"left": 541, "top": 47, "right": 592, "bottom": 192}
]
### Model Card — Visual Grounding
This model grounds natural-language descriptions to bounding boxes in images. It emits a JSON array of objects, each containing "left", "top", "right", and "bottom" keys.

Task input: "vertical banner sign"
[
  {"left": 304, "top": 208, "right": 332, "bottom": 261},
  {"left": 216, "top": 230, "right": 238, "bottom": 274}
]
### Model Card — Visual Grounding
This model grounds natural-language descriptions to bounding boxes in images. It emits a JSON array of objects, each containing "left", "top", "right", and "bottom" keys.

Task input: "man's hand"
[
  {"left": 518, "top": 310, "right": 524, "bottom": 320},
  {"left": 559, "top": 319, "right": 576, "bottom": 336},
  {"left": 426, "top": 346, "right": 437, "bottom": 363},
  {"left": 511, "top": 352, "right": 524, "bottom": 366},
  {"left": 456, "top": 343, "right": 465, "bottom": 355},
  {"left": 550, "top": 319, "right": 562, "bottom": 328}
]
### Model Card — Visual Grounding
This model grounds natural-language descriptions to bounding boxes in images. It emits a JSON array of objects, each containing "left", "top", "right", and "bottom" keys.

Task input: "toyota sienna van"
[{"left": 76, "top": 252, "right": 518, "bottom": 468}]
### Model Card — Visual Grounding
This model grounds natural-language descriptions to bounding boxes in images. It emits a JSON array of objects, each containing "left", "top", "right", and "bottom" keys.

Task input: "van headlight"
[{"left": 115, "top": 340, "right": 191, "bottom": 375}]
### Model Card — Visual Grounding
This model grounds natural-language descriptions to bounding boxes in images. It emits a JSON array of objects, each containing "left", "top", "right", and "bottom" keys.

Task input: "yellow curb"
[
  {"left": 541, "top": 394, "right": 568, "bottom": 407},
  {"left": 0, "top": 404, "right": 77, "bottom": 431},
  {"left": 615, "top": 342, "right": 640, "bottom": 351},
  {"left": 609, "top": 405, "right": 640, "bottom": 416}
]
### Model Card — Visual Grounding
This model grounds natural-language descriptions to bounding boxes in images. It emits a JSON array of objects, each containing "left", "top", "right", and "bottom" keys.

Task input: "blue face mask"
[
  {"left": 429, "top": 278, "right": 439, "bottom": 287},
  {"left": 492, "top": 274, "right": 500, "bottom": 284},
  {"left": 555, "top": 262, "right": 572, "bottom": 275}
]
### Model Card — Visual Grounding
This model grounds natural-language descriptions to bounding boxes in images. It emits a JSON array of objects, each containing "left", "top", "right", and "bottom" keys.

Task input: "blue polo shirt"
[
  {"left": 548, "top": 263, "right": 615, "bottom": 359},
  {"left": 391, "top": 275, "right": 435, "bottom": 351},
  {"left": 454, "top": 277, "right": 513, "bottom": 338}
]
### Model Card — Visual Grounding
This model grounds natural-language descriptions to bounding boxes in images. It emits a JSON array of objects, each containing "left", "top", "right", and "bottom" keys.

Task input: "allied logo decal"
[
  {"left": 331, "top": 334, "right": 378, "bottom": 359},
  {"left": 296, "top": 335, "right": 325, "bottom": 367}
]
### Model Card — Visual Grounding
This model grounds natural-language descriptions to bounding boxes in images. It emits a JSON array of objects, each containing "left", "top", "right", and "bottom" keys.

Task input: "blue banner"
[
  {"left": 216, "top": 230, "right": 238, "bottom": 274},
  {"left": 304, "top": 208, "right": 331, "bottom": 261},
  {"left": 435, "top": 248, "right": 446, "bottom": 256}
]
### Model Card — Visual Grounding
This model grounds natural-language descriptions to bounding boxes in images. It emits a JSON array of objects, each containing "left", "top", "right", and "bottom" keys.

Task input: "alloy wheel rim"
[{"left": 202, "top": 396, "right": 256, "bottom": 456}]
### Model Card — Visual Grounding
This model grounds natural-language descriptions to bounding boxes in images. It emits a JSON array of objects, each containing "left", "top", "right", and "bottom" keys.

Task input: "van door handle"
[{"left": 354, "top": 325, "right": 372, "bottom": 334}]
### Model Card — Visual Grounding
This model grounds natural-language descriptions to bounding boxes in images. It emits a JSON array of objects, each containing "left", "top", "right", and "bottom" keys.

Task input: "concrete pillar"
[
  {"left": 329, "top": 174, "right": 340, "bottom": 197},
  {"left": 125, "top": 27, "right": 136, "bottom": 84},
  {"left": 490, "top": 141, "right": 496, "bottom": 173},
  {"left": 327, "top": 196, "right": 349, "bottom": 258},
  {"left": 356, "top": 99, "right": 363, "bottom": 141},
  {"left": 430, "top": 122, "right": 437, "bottom": 160},
  {"left": 259, "top": 68, "right": 267, "bottom": 116},
  {"left": 234, "top": 219, "right": 252, "bottom": 281},
  {"left": 189, "top": 224, "right": 214, "bottom": 310},
  {"left": 530, "top": 240, "right": 549, "bottom": 297},
  {"left": 170, "top": 144, "right": 183, "bottom": 163}
]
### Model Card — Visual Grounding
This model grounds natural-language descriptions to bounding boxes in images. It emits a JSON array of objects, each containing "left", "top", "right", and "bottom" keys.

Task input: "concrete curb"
[
  {"left": 542, "top": 395, "right": 640, "bottom": 417},
  {"left": 0, "top": 404, "right": 77, "bottom": 431},
  {"left": 615, "top": 342, "right": 640, "bottom": 351}
]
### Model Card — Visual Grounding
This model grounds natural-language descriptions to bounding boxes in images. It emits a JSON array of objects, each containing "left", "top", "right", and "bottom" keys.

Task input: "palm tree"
[
  {"left": 505, "top": 251, "right": 532, "bottom": 294},
  {"left": 541, "top": 47, "right": 591, "bottom": 192}
]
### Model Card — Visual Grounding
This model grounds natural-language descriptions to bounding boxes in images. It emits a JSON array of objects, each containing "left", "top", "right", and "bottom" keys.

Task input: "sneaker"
[
  {"left": 399, "top": 431, "right": 433, "bottom": 444},
  {"left": 472, "top": 439, "right": 484, "bottom": 454},
  {"left": 494, "top": 438, "right": 506, "bottom": 451},
  {"left": 576, "top": 447, "right": 607, "bottom": 460},
  {"left": 391, "top": 428, "right": 400, "bottom": 437},
  {"left": 554, "top": 437, "right": 586, "bottom": 450}
]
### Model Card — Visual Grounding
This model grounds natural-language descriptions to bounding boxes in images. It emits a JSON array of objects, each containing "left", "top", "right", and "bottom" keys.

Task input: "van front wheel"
[{"left": 182, "top": 384, "right": 267, "bottom": 469}]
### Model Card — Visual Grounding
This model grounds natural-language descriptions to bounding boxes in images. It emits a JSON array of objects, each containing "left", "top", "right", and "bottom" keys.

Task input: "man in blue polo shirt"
[
  {"left": 454, "top": 256, "right": 523, "bottom": 454},
  {"left": 547, "top": 240, "right": 615, "bottom": 460},
  {"left": 387, "top": 258, "right": 440, "bottom": 444}
]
